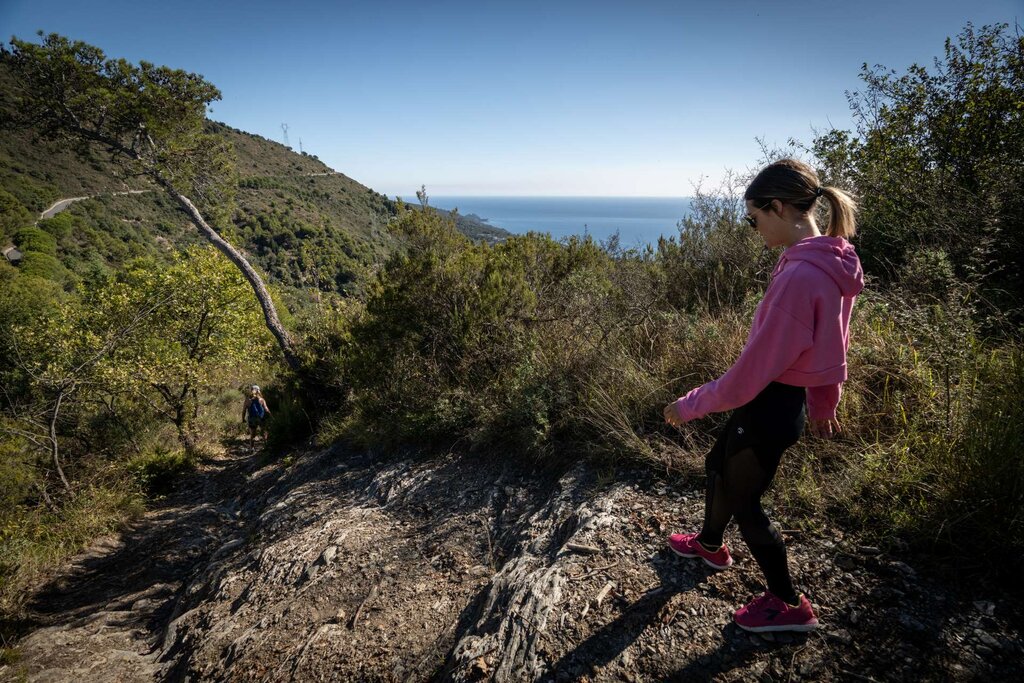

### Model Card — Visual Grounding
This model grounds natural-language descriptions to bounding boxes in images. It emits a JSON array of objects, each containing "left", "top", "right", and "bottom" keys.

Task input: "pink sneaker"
[
  {"left": 667, "top": 532, "right": 734, "bottom": 570},
  {"left": 734, "top": 592, "right": 819, "bottom": 633}
]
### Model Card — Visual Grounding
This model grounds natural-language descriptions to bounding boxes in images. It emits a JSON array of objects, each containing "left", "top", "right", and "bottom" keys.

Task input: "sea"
[{"left": 425, "top": 196, "right": 692, "bottom": 248}]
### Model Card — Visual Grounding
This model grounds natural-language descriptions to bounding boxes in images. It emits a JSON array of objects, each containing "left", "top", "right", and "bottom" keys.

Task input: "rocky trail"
[{"left": 3, "top": 441, "right": 1022, "bottom": 682}]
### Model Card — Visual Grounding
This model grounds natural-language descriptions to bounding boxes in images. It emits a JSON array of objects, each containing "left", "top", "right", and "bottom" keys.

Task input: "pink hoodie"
[{"left": 673, "top": 235, "right": 864, "bottom": 423}]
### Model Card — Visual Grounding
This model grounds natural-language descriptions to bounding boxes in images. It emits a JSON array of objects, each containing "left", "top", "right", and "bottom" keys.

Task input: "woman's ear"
[{"left": 770, "top": 199, "right": 784, "bottom": 216}]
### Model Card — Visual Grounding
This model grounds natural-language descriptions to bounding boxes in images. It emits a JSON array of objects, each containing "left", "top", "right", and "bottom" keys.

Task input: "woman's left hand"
[
  {"left": 663, "top": 401, "right": 683, "bottom": 427},
  {"left": 809, "top": 417, "right": 841, "bottom": 439}
]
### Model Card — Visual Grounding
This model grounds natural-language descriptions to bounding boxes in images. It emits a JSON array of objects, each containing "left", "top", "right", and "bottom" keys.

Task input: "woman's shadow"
[{"left": 549, "top": 548, "right": 765, "bottom": 681}]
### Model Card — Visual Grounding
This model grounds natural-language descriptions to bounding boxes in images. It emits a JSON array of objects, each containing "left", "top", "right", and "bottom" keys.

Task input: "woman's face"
[{"left": 745, "top": 199, "right": 787, "bottom": 248}]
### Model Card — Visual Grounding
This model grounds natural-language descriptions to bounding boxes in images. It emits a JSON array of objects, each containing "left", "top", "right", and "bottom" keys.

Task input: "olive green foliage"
[
  {"left": 658, "top": 172, "right": 774, "bottom": 314},
  {"left": 342, "top": 206, "right": 635, "bottom": 454},
  {"left": 98, "top": 247, "right": 275, "bottom": 449},
  {"left": 261, "top": 380, "right": 314, "bottom": 451},
  {"left": 127, "top": 447, "right": 196, "bottom": 497},
  {"left": 14, "top": 226, "right": 56, "bottom": 254},
  {"left": 813, "top": 23, "right": 1024, "bottom": 323},
  {"left": 329, "top": 197, "right": 767, "bottom": 463},
  {"left": 0, "top": 188, "right": 32, "bottom": 241},
  {"left": 0, "top": 262, "right": 62, "bottom": 352},
  {"left": 233, "top": 202, "right": 378, "bottom": 294},
  {"left": 37, "top": 211, "right": 73, "bottom": 240},
  {"left": 19, "top": 252, "right": 66, "bottom": 282},
  {"left": 11, "top": 226, "right": 71, "bottom": 284},
  {"left": 0, "top": 246, "right": 273, "bottom": 619},
  {"left": 1, "top": 33, "right": 236, "bottom": 218}
]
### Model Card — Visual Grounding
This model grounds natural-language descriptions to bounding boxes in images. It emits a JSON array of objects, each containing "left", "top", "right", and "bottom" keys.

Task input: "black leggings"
[{"left": 697, "top": 382, "right": 806, "bottom": 604}]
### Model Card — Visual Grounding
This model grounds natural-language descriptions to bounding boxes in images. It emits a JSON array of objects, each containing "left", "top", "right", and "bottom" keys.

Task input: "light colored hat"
[{"left": 250, "top": 384, "right": 260, "bottom": 393}]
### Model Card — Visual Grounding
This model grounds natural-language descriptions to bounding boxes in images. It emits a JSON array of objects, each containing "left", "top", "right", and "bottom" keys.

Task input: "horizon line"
[{"left": 392, "top": 194, "right": 695, "bottom": 200}]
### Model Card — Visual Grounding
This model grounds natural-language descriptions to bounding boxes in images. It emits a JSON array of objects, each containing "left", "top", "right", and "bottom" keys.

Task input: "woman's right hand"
[
  {"left": 663, "top": 401, "right": 683, "bottom": 428},
  {"left": 809, "top": 417, "right": 841, "bottom": 439}
]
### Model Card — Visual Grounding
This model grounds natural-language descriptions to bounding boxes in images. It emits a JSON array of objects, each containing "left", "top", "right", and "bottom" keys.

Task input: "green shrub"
[
  {"left": 127, "top": 448, "right": 195, "bottom": 497},
  {"left": 341, "top": 206, "right": 625, "bottom": 455},
  {"left": 812, "top": 23, "right": 1024, "bottom": 327},
  {"left": 37, "top": 212, "right": 74, "bottom": 241},
  {"left": 17, "top": 251, "right": 66, "bottom": 282},
  {"left": 837, "top": 296, "right": 1024, "bottom": 559},
  {"left": 14, "top": 227, "right": 57, "bottom": 256},
  {"left": 264, "top": 381, "right": 314, "bottom": 451},
  {"left": 658, "top": 177, "right": 772, "bottom": 315},
  {"left": 0, "top": 188, "right": 33, "bottom": 240}
]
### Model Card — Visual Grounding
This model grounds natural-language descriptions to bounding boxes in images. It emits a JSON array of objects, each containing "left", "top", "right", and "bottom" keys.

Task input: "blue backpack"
[{"left": 249, "top": 398, "right": 266, "bottom": 420}]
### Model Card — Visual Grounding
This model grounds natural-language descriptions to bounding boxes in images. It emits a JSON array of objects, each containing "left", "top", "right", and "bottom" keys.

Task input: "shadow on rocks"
[
  {"left": 24, "top": 446, "right": 272, "bottom": 632},
  {"left": 549, "top": 551, "right": 727, "bottom": 681}
]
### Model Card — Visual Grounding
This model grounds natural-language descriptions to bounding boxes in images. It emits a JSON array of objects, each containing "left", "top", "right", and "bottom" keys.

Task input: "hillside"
[{"left": 0, "top": 80, "right": 510, "bottom": 305}]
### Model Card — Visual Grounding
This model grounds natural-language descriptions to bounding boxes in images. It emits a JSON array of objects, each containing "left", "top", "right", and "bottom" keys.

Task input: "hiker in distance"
[
  {"left": 242, "top": 384, "right": 271, "bottom": 451},
  {"left": 663, "top": 158, "right": 864, "bottom": 633}
]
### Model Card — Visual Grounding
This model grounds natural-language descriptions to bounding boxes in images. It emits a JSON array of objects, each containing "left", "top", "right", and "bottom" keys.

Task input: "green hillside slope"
[
  {"left": 0, "top": 106, "right": 394, "bottom": 301},
  {"left": 0, "top": 69, "right": 509, "bottom": 305}
]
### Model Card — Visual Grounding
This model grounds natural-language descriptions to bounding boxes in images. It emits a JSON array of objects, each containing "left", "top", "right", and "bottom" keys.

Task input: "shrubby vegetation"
[
  {"left": 1, "top": 20, "right": 1020, "bottom": 634},
  {"left": 0, "top": 246, "right": 274, "bottom": 619},
  {"left": 813, "top": 22, "right": 1024, "bottom": 326},
  {"left": 302, "top": 23, "right": 1023, "bottom": 581},
  {"left": 315, "top": 205, "right": 1021, "bottom": 578}
]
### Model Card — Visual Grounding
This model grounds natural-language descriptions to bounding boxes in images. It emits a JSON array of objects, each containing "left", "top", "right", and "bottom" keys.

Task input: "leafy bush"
[
  {"left": 14, "top": 226, "right": 56, "bottom": 255},
  {"left": 835, "top": 293, "right": 1023, "bottom": 557},
  {"left": 37, "top": 211, "right": 74, "bottom": 241},
  {"left": 263, "top": 380, "right": 315, "bottom": 451},
  {"left": 813, "top": 22, "right": 1024, "bottom": 326},
  {"left": 0, "top": 188, "right": 32, "bottom": 240},
  {"left": 340, "top": 206, "right": 626, "bottom": 456},
  {"left": 17, "top": 251, "right": 67, "bottom": 282},
  {"left": 127, "top": 448, "right": 195, "bottom": 497},
  {"left": 658, "top": 174, "right": 773, "bottom": 315}
]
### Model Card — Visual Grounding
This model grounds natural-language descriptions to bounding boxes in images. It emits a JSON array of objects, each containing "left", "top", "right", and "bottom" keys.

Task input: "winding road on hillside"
[
  {"left": 38, "top": 190, "right": 150, "bottom": 221},
  {"left": 36, "top": 172, "right": 345, "bottom": 223}
]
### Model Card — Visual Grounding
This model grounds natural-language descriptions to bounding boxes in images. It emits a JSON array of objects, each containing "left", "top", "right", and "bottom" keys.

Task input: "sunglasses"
[{"left": 744, "top": 200, "right": 773, "bottom": 228}]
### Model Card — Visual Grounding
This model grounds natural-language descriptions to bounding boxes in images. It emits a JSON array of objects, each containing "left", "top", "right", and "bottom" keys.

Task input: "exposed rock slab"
[{"left": 5, "top": 445, "right": 1023, "bottom": 682}]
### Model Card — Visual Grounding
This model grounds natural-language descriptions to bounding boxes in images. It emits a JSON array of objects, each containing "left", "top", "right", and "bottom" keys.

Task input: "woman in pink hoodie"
[{"left": 664, "top": 159, "right": 864, "bottom": 633}]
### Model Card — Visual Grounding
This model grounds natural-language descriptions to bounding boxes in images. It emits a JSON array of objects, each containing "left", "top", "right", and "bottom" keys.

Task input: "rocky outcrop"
[{"left": 5, "top": 444, "right": 1023, "bottom": 682}]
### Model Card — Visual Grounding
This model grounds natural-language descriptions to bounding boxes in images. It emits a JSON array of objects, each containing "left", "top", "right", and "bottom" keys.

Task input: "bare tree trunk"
[
  {"left": 155, "top": 177, "right": 300, "bottom": 371},
  {"left": 49, "top": 391, "right": 73, "bottom": 496},
  {"left": 35, "top": 482, "right": 57, "bottom": 512},
  {"left": 173, "top": 406, "right": 200, "bottom": 454}
]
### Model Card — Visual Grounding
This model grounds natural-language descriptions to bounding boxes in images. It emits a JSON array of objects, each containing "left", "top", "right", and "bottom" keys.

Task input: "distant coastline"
[{"left": 400, "top": 196, "right": 693, "bottom": 247}]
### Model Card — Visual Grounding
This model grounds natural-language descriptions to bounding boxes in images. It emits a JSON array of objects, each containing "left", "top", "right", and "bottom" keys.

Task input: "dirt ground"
[{"left": 3, "top": 441, "right": 1022, "bottom": 682}]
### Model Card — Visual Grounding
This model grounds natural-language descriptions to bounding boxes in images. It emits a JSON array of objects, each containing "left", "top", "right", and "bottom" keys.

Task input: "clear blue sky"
[{"left": 2, "top": 1, "right": 1019, "bottom": 197}]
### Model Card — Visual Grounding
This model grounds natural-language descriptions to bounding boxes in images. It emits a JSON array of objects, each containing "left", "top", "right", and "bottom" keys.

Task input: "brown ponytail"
[
  {"left": 819, "top": 185, "right": 857, "bottom": 239},
  {"left": 745, "top": 159, "right": 858, "bottom": 239}
]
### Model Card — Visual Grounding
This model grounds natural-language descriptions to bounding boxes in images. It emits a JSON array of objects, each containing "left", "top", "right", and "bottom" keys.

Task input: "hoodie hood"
[{"left": 775, "top": 236, "right": 864, "bottom": 297}]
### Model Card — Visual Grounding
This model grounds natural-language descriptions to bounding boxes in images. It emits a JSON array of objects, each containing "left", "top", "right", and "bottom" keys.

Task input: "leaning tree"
[{"left": 0, "top": 32, "right": 299, "bottom": 369}]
